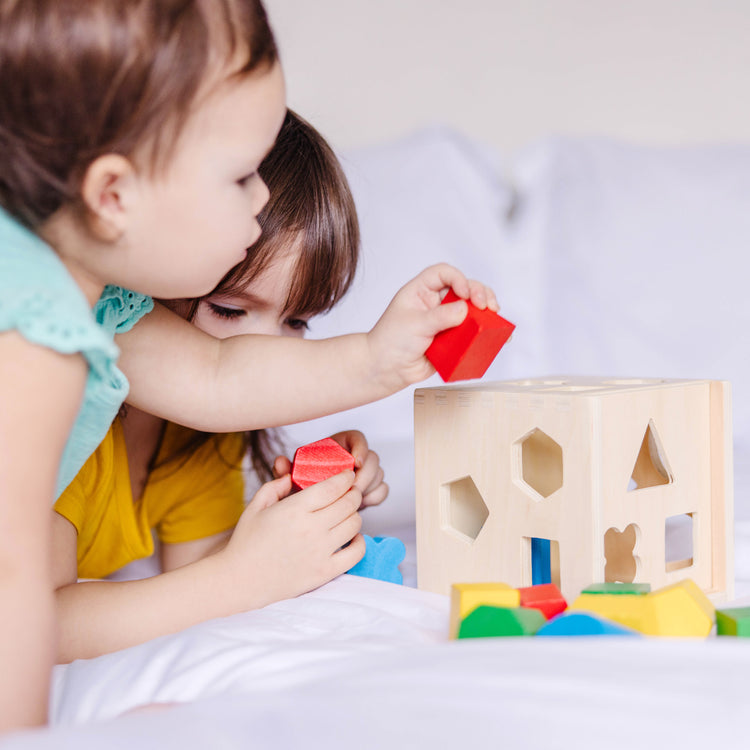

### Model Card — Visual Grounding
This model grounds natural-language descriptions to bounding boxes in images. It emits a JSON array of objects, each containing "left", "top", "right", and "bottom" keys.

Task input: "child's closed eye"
[
  {"left": 207, "top": 302, "right": 245, "bottom": 320},
  {"left": 236, "top": 171, "right": 257, "bottom": 188},
  {"left": 285, "top": 318, "right": 309, "bottom": 332}
]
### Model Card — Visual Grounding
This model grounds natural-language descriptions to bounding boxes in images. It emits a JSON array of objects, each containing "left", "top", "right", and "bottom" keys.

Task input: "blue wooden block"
[
  {"left": 348, "top": 535, "right": 406, "bottom": 584},
  {"left": 537, "top": 612, "right": 641, "bottom": 637}
]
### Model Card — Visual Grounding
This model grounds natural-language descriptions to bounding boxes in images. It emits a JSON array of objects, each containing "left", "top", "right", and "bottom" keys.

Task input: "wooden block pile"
[{"left": 450, "top": 579, "right": 750, "bottom": 639}]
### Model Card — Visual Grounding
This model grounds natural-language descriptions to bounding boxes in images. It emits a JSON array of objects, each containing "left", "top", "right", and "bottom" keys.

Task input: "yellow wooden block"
[
  {"left": 569, "top": 593, "right": 651, "bottom": 633},
  {"left": 572, "top": 579, "right": 715, "bottom": 637},
  {"left": 645, "top": 579, "right": 715, "bottom": 637},
  {"left": 449, "top": 583, "right": 520, "bottom": 639}
]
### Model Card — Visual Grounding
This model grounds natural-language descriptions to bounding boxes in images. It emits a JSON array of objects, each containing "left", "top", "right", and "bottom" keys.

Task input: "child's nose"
[{"left": 251, "top": 178, "right": 271, "bottom": 216}]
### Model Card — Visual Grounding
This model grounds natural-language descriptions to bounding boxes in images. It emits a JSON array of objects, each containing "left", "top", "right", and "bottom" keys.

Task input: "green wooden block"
[
  {"left": 716, "top": 606, "right": 750, "bottom": 637},
  {"left": 457, "top": 605, "right": 545, "bottom": 638},
  {"left": 581, "top": 582, "right": 651, "bottom": 596}
]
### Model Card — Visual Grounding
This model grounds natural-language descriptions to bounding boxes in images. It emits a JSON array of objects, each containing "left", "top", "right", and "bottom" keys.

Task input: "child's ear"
[{"left": 80, "top": 154, "right": 136, "bottom": 242}]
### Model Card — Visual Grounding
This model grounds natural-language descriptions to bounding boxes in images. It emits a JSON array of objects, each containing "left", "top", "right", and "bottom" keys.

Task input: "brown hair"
[
  {"left": 0, "top": 0, "right": 277, "bottom": 229},
  {"left": 157, "top": 109, "right": 360, "bottom": 482}
]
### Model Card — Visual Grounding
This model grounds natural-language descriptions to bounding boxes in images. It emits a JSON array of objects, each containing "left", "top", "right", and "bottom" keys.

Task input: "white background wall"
[{"left": 264, "top": 0, "right": 750, "bottom": 152}]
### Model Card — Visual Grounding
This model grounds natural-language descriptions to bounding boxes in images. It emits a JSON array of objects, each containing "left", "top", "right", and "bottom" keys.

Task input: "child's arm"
[
  {"left": 0, "top": 332, "right": 87, "bottom": 730},
  {"left": 53, "top": 472, "right": 363, "bottom": 662},
  {"left": 159, "top": 530, "right": 231, "bottom": 571},
  {"left": 116, "top": 264, "right": 497, "bottom": 432}
]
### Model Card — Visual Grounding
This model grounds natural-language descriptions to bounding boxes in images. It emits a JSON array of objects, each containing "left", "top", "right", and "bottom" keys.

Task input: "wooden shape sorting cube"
[
  {"left": 291, "top": 437, "right": 355, "bottom": 490},
  {"left": 414, "top": 376, "right": 734, "bottom": 605},
  {"left": 425, "top": 290, "right": 515, "bottom": 382}
]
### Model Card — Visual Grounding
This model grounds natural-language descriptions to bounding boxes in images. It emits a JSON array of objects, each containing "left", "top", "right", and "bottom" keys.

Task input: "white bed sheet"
[{"left": 3, "top": 566, "right": 750, "bottom": 749}]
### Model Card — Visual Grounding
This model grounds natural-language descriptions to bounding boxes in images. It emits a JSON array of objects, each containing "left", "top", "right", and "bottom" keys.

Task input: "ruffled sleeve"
[
  {"left": 0, "top": 207, "right": 153, "bottom": 498},
  {"left": 94, "top": 285, "right": 154, "bottom": 335}
]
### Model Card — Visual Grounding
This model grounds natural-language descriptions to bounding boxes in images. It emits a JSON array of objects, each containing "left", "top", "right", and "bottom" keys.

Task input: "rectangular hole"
[
  {"left": 665, "top": 513, "right": 694, "bottom": 572},
  {"left": 528, "top": 537, "right": 561, "bottom": 587}
]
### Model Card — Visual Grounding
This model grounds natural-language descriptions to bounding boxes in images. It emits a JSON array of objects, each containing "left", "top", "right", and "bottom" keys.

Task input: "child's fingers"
[
  {"left": 328, "top": 506, "right": 363, "bottom": 550},
  {"left": 362, "top": 480, "right": 389, "bottom": 508},
  {"left": 485, "top": 286, "right": 500, "bottom": 312},
  {"left": 250, "top": 474, "right": 292, "bottom": 511},
  {"left": 424, "top": 298, "right": 468, "bottom": 338},
  {"left": 351, "top": 450, "right": 380, "bottom": 493},
  {"left": 273, "top": 455, "right": 292, "bottom": 478},
  {"left": 317, "top": 486, "right": 363, "bottom": 530},
  {"left": 329, "top": 430, "right": 367, "bottom": 468},
  {"left": 331, "top": 532, "right": 366, "bottom": 570},
  {"left": 466, "top": 279, "right": 500, "bottom": 312},
  {"left": 418, "top": 263, "right": 471, "bottom": 299},
  {"left": 296, "top": 470, "right": 356, "bottom": 512},
  {"left": 357, "top": 455, "right": 384, "bottom": 495}
]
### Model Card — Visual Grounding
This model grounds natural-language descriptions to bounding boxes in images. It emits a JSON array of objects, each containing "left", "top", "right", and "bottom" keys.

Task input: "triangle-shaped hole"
[{"left": 627, "top": 420, "right": 673, "bottom": 491}]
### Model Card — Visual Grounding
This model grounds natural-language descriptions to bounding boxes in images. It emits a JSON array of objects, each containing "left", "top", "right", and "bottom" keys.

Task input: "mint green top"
[{"left": 0, "top": 206, "right": 153, "bottom": 497}]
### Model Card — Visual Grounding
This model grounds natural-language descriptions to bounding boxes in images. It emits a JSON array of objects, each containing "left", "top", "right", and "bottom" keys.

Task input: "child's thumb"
[{"left": 251, "top": 474, "right": 292, "bottom": 511}]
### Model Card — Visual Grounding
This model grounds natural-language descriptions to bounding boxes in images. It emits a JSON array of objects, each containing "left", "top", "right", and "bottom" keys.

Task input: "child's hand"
[
  {"left": 219, "top": 472, "right": 365, "bottom": 607},
  {"left": 328, "top": 430, "right": 388, "bottom": 508},
  {"left": 272, "top": 429, "right": 388, "bottom": 508},
  {"left": 367, "top": 263, "right": 499, "bottom": 391}
]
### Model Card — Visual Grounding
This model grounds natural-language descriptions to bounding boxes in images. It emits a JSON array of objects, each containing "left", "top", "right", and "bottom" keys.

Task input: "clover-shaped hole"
[{"left": 604, "top": 523, "right": 641, "bottom": 583}]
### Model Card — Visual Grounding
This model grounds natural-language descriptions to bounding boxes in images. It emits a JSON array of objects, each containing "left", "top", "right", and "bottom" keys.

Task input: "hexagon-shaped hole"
[
  {"left": 516, "top": 428, "right": 563, "bottom": 499},
  {"left": 443, "top": 476, "right": 489, "bottom": 541}
]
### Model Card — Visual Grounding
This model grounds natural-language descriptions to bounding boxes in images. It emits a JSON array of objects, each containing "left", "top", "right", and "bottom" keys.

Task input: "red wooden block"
[
  {"left": 425, "top": 290, "right": 515, "bottom": 382},
  {"left": 291, "top": 437, "right": 355, "bottom": 490},
  {"left": 518, "top": 583, "right": 568, "bottom": 620}
]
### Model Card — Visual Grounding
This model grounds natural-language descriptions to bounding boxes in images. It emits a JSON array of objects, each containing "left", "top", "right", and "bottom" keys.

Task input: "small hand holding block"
[
  {"left": 291, "top": 437, "right": 355, "bottom": 491},
  {"left": 425, "top": 289, "right": 515, "bottom": 382},
  {"left": 348, "top": 535, "right": 406, "bottom": 584}
]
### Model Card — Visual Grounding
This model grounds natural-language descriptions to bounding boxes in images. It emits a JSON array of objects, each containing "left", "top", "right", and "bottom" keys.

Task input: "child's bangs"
[{"left": 283, "top": 227, "right": 359, "bottom": 321}]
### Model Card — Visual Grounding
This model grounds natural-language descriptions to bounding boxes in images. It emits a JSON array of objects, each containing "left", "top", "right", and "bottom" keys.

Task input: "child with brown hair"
[
  {"left": 0, "top": 0, "right": 495, "bottom": 729},
  {"left": 52, "top": 110, "right": 388, "bottom": 662}
]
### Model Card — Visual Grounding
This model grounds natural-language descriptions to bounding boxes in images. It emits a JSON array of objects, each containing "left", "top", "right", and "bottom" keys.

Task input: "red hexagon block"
[
  {"left": 291, "top": 437, "right": 355, "bottom": 490},
  {"left": 425, "top": 290, "right": 515, "bottom": 382}
]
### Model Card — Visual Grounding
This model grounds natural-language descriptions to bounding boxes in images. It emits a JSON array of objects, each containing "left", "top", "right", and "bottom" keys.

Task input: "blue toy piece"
[
  {"left": 537, "top": 611, "right": 641, "bottom": 637},
  {"left": 347, "top": 534, "right": 406, "bottom": 584}
]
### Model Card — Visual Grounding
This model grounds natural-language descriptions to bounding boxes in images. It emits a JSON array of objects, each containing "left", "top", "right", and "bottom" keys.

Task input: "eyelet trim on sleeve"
[
  {"left": 95, "top": 285, "right": 154, "bottom": 335},
  {"left": 0, "top": 286, "right": 118, "bottom": 368}
]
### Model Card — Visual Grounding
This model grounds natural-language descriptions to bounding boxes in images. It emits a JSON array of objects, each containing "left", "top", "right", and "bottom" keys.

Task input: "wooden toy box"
[{"left": 414, "top": 377, "right": 734, "bottom": 603}]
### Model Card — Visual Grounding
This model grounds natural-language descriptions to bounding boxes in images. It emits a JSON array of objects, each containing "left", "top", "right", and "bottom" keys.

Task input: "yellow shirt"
[{"left": 54, "top": 418, "right": 245, "bottom": 579}]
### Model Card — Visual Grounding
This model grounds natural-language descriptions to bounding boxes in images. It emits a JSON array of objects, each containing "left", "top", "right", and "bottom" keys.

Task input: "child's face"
[
  {"left": 121, "top": 62, "right": 286, "bottom": 299},
  {"left": 191, "top": 246, "right": 310, "bottom": 340}
]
